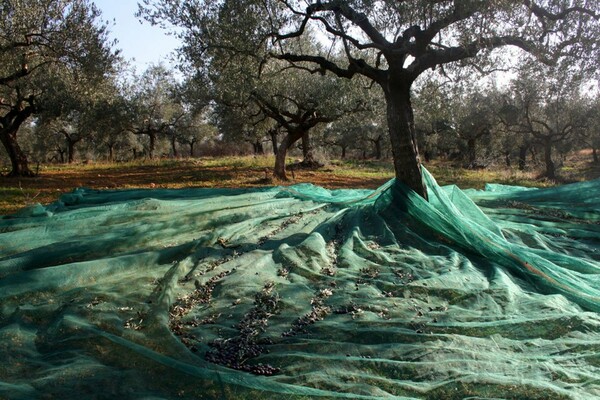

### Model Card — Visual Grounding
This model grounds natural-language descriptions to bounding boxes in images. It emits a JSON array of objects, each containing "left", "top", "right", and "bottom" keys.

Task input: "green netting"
[{"left": 1, "top": 169, "right": 599, "bottom": 399}]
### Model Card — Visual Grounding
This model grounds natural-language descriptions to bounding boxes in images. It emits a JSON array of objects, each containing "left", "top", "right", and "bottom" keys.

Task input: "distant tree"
[
  {"left": 248, "top": 62, "right": 365, "bottom": 179},
  {"left": 128, "top": 64, "right": 186, "bottom": 159},
  {"left": 141, "top": 0, "right": 600, "bottom": 198},
  {"left": 450, "top": 86, "right": 501, "bottom": 168},
  {"left": 177, "top": 115, "right": 217, "bottom": 157},
  {"left": 0, "top": 0, "right": 118, "bottom": 175},
  {"left": 505, "top": 64, "right": 588, "bottom": 179},
  {"left": 581, "top": 92, "right": 600, "bottom": 164},
  {"left": 497, "top": 89, "right": 534, "bottom": 171},
  {"left": 204, "top": 32, "right": 367, "bottom": 178},
  {"left": 92, "top": 88, "right": 134, "bottom": 162},
  {"left": 413, "top": 79, "right": 455, "bottom": 161}
]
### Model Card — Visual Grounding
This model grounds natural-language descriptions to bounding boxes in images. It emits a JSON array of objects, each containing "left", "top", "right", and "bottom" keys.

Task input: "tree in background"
[
  {"left": 413, "top": 78, "right": 455, "bottom": 162},
  {"left": 450, "top": 86, "right": 500, "bottom": 168},
  {"left": 581, "top": 91, "right": 600, "bottom": 165},
  {"left": 141, "top": 0, "right": 600, "bottom": 199},
  {"left": 503, "top": 63, "right": 589, "bottom": 179},
  {"left": 128, "top": 64, "right": 186, "bottom": 159},
  {"left": 249, "top": 63, "right": 366, "bottom": 179},
  {"left": 0, "top": 0, "right": 118, "bottom": 175}
]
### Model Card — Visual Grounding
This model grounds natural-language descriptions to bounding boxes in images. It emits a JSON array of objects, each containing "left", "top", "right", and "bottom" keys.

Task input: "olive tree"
[
  {"left": 503, "top": 64, "right": 589, "bottom": 179},
  {"left": 127, "top": 64, "right": 186, "bottom": 159},
  {"left": 0, "top": 0, "right": 117, "bottom": 176},
  {"left": 140, "top": 0, "right": 599, "bottom": 198}
]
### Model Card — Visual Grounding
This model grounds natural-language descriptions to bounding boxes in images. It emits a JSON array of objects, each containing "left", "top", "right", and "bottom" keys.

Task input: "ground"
[{"left": 1, "top": 151, "right": 599, "bottom": 216}]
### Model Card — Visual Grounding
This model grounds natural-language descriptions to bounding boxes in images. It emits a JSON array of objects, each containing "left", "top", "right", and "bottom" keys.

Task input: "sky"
[{"left": 93, "top": 1, "right": 181, "bottom": 73}]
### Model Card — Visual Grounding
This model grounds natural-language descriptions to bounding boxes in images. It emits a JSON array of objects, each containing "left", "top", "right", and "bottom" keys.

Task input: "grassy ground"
[{"left": 1, "top": 151, "right": 599, "bottom": 216}]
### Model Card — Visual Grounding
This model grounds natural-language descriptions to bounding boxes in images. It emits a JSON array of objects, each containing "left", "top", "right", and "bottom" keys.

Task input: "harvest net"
[{"left": 1, "top": 169, "right": 599, "bottom": 399}]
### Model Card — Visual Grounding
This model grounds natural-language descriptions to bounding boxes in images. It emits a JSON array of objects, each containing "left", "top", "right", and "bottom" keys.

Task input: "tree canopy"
[
  {"left": 0, "top": 0, "right": 119, "bottom": 175},
  {"left": 140, "top": 0, "right": 600, "bottom": 197}
]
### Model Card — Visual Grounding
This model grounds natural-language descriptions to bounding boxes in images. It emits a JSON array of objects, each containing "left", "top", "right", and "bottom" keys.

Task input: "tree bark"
[
  {"left": 301, "top": 132, "right": 316, "bottom": 165},
  {"left": 67, "top": 140, "right": 75, "bottom": 163},
  {"left": 543, "top": 139, "right": 556, "bottom": 180},
  {"left": 383, "top": 80, "right": 427, "bottom": 199},
  {"left": 593, "top": 147, "right": 599, "bottom": 164},
  {"left": 269, "top": 129, "right": 278, "bottom": 155},
  {"left": 189, "top": 141, "right": 195, "bottom": 157},
  {"left": 0, "top": 101, "right": 35, "bottom": 176},
  {"left": 0, "top": 128, "right": 34, "bottom": 176},
  {"left": 273, "top": 130, "right": 303, "bottom": 180},
  {"left": 341, "top": 145, "right": 347, "bottom": 159}
]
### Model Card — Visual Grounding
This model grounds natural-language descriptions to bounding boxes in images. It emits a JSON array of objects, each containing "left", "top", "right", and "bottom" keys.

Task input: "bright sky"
[{"left": 93, "top": 1, "right": 181, "bottom": 73}]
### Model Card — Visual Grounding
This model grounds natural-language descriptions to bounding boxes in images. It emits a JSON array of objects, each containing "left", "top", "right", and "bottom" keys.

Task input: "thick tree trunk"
[
  {"left": 518, "top": 145, "right": 528, "bottom": 170},
  {"left": 273, "top": 130, "right": 303, "bottom": 180},
  {"left": 383, "top": 82, "right": 427, "bottom": 199},
  {"left": 543, "top": 140, "right": 556, "bottom": 180},
  {"left": 341, "top": 145, "right": 347, "bottom": 159},
  {"left": 0, "top": 102, "right": 35, "bottom": 176},
  {"left": 274, "top": 134, "right": 291, "bottom": 180},
  {"left": 0, "top": 128, "right": 34, "bottom": 176},
  {"left": 189, "top": 141, "right": 195, "bottom": 157},
  {"left": 67, "top": 139, "right": 76, "bottom": 164},
  {"left": 301, "top": 132, "right": 316, "bottom": 165}
]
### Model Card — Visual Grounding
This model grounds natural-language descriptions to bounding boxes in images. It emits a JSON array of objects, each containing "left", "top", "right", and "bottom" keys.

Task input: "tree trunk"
[
  {"left": 107, "top": 143, "right": 115, "bottom": 162},
  {"left": 253, "top": 140, "right": 264, "bottom": 155},
  {"left": 148, "top": 133, "right": 156, "bottom": 159},
  {"left": 67, "top": 139, "right": 76, "bottom": 164},
  {"left": 373, "top": 135, "right": 383, "bottom": 159},
  {"left": 341, "top": 145, "right": 347, "bottom": 159},
  {"left": 543, "top": 139, "right": 556, "bottom": 180},
  {"left": 0, "top": 128, "right": 34, "bottom": 176},
  {"left": 518, "top": 145, "right": 528, "bottom": 170},
  {"left": 57, "top": 148, "right": 65, "bottom": 164},
  {"left": 189, "top": 141, "right": 195, "bottom": 157},
  {"left": 171, "top": 137, "right": 178, "bottom": 158},
  {"left": 383, "top": 81, "right": 427, "bottom": 199},
  {"left": 467, "top": 137, "right": 477, "bottom": 167},
  {"left": 593, "top": 147, "right": 599, "bottom": 164},
  {"left": 273, "top": 130, "right": 303, "bottom": 180},
  {"left": 301, "top": 132, "right": 316, "bottom": 165},
  {"left": 269, "top": 129, "right": 278, "bottom": 155},
  {"left": 0, "top": 102, "right": 35, "bottom": 176}
]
